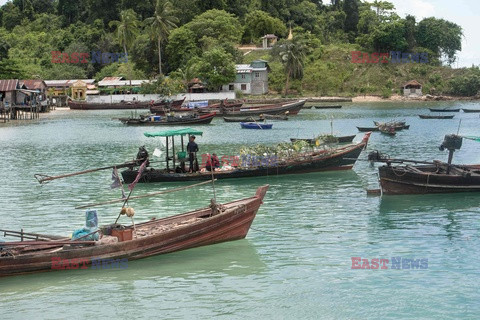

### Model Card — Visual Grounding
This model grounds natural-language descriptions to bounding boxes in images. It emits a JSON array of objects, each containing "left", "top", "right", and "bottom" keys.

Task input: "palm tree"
[
  {"left": 109, "top": 9, "right": 140, "bottom": 58},
  {"left": 279, "top": 39, "right": 306, "bottom": 95},
  {"left": 144, "top": 0, "right": 178, "bottom": 75}
]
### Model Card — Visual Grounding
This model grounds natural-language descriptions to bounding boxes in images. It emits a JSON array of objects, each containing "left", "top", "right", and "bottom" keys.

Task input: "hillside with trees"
[{"left": 0, "top": 0, "right": 478, "bottom": 97}]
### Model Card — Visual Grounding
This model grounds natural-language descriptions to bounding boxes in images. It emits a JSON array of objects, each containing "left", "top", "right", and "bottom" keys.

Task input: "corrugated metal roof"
[
  {"left": 44, "top": 79, "right": 95, "bottom": 87},
  {"left": 97, "top": 80, "right": 151, "bottom": 87},
  {"left": 20, "top": 80, "right": 46, "bottom": 90},
  {"left": 0, "top": 79, "right": 19, "bottom": 92}
]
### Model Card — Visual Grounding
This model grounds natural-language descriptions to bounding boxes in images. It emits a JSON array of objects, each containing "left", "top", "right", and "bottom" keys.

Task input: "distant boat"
[
  {"left": 357, "top": 126, "right": 379, "bottom": 132},
  {"left": 240, "top": 122, "right": 273, "bottom": 129},
  {"left": 119, "top": 113, "right": 215, "bottom": 126},
  {"left": 429, "top": 108, "right": 460, "bottom": 112},
  {"left": 419, "top": 115, "right": 455, "bottom": 119},
  {"left": 314, "top": 105, "right": 342, "bottom": 109},
  {"left": 378, "top": 125, "right": 396, "bottom": 136},
  {"left": 462, "top": 108, "right": 480, "bottom": 113},
  {"left": 223, "top": 114, "right": 288, "bottom": 122},
  {"left": 290, "top": 135, "right": 356, "bottom": 144}
]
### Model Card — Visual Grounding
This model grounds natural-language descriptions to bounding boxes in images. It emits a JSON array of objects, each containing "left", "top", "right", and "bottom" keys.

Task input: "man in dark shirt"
[{"left": 186, "top": 135, "right": 199, "bottom": 173}]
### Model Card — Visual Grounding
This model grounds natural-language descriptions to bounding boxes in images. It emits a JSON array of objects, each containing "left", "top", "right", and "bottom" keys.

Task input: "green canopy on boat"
[{"left": 144, "top": 128, "right": 203, "bottom": 138}]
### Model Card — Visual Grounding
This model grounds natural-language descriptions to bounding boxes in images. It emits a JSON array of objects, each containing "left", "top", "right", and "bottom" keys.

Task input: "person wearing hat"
[{"left": 186, "top": 135, "right": 199, "bottom": 173}]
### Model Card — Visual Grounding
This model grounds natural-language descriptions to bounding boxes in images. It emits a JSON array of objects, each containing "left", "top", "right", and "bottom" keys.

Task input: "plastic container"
[
  {"left": 177, "top": 151, "right": 187, "bottom": 159},
  {"left": 111, "top": 228, "right": 133, "bottom": 242}
]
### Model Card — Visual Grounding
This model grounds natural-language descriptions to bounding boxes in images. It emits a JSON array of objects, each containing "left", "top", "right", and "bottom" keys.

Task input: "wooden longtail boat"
[
  {"left": 119, "top": 113, "right": 215, "bottom": 126},
  {"left": 379, "top": 126, "right": 396, "bottom": 136},
  {"left": 373, "top": 121, "right": 406, "bottom": 127},
  {"left": 371, "top": 134, "right": 480, "bottom": 195},
  {"left": 223, "top": 114, "right": 288, "bottom": 122},
  {"left": 240, "top": 122, "right": 273, "bottom": 129},
  {"left": 419, "top": 115, "right": 455, "bottom": 119},
  {"left": 378, "top": 163, "right": 480, "bottom": 194},
  {"left": 314, "top": 105, "right": 342, "bottom": 109},
  {"left": 69, "top": 100, "right": 154, "bottom": 110},
  {"left": 429, "top": 108, "right": 460, "bottom": 112},
  {"left": 357, "top": 124, "right": 409, "bottom": 132},
  {"left": 201, "top": 100, "right": 305, "bottom": 117},
  {"left": 121, "top": 132, "right": 371, "bottom": 183},
  {"left": 149, "top": 98, "right": 187, "bottom": 114},
  {"left": 290, "top": 135, "right": 356, "bottom": 144},
  {"left": 462, "top": 108, "right": 480, "bottom": 113},
  {"left": 0, "top": 185, "right": 269, "bottom": 277}
]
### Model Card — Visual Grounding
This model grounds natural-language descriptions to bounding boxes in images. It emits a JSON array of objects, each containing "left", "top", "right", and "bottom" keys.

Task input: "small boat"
[
  {"left": 357, "top": 126, "right": 379, "bottom": 132},
  {"left": 240, "top": 122, "right": 273, "bottom": 129},
  {"left": 121, "top": 131, "right": 372, "bottom": 183},
  {"left": 223, "top": 114, "right": 288, "bottom": 122},
  {"left": 371, "top": 134, "right": 480, "bottom": 195},
  {"left": 69, "top": 100, "right": 153, "bottom": 110},
  {"left": 119, "top": 113, "right": 215, "bottom": 125},
  {"left": 462, "top": 108, "right": 480, "bottom": 113},
  {"left": 429, "top": 108, "right": 460, "bottom": 112},
  {"left": 379, "top": 125, "right": 396, "bottom": 136},
  {"left": 373, "top": 121, "right": 406, "bottom": 127},
  {"left": 419, "top": 115, "right": 455, "bottom": 119},
  {"left": 290, "top": 135, "right": 356, "bottom": 144},
  {"left": 149, "top": 98, "right": 187, "bottom": 114},
  {"left": 203, "top": 100, "right": 305, "bottom": 117},
  {"left": 314, "top": 105, "right": 342, "bottom": 109},
  {"left": 0, "top": 185, "right": 269, "bottom": 277}
]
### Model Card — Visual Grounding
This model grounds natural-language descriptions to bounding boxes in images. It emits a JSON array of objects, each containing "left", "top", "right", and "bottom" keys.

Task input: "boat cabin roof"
[{"left": 144, "top": 128, "right": 203, "bottom": 138}]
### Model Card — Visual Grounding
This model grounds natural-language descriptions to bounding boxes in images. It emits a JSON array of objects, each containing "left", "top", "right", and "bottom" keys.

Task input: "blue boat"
[{"left": 240, "top": 122, "right": 273, "bottom": 129}]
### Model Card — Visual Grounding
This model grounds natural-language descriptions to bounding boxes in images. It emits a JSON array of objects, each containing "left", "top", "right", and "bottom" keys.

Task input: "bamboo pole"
[
  {"left": 76, "top": 179, "right": 216, "bottom": 209},
  {"left": 34, "top": 160, "right": 139, "bottom": 184}
]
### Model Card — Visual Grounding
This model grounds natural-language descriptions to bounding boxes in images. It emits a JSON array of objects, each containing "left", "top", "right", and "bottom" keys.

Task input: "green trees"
[
  {"left": 448, "top": 68, "right": 480, "bottom": 96},
  {"left": 416, "top": 17, "right": 462, "bottom": 65},
  {"left": 277, "top": 39, "right": 306, "bottom": 95},
  {"left": 195, "top": 48, "right": 236, "bottom": 91},
  {"left": 243, "top": 10, "right": 287, "bottom": 43},
  {"left": 343, "top": 0, "right": 359, "bottom": 37},
  {"left": 144, "top": 0, "right": 178, "bottom": 75},
  {"left": 109, "top": 9, "right": 140, "bottom": 57}
]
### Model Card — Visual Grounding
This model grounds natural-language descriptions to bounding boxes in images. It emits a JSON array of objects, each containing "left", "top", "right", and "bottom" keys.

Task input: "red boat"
[
  {"left": 0, "top": 185, "right": 269, "bottom": 277},
  {"left": 69, "top": 99, "right": 153, "bottom": 110},
  {"left": 149, "top": 98, "right": 187, "bottom": 114}
]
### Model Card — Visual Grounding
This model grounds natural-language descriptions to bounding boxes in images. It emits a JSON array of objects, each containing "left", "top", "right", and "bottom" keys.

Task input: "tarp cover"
[
  {"left": 144, "top": 128, "right": 203, "bottom": 138},
  {"left": 72, "top": 209, "right": 99, "bottom": 241}
]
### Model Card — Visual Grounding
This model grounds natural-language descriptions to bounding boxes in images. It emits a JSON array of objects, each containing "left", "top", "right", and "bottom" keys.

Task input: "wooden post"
[
  {"left": 165, "top": 136, "right": 169, "bottom": 171},
  {"left": 172, "top": 135, "right": 176, "bottom": 170}
]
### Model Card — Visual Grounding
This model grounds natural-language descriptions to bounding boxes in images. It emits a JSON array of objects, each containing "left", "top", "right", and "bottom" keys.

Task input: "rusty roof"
[
  {"left": 0, "top": 79, "right": 19, "bottom": 92},
  {"left": 404, "top": 80, "right": 422, "bottom": 87},
  {"left": 20, "top": 80, "right": 46, "bottom": 90}
]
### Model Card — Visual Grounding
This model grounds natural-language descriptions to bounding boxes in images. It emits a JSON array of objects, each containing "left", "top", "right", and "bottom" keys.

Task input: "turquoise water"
[{"left": 1, "top": 102, "right": 480, "bottom": 319}]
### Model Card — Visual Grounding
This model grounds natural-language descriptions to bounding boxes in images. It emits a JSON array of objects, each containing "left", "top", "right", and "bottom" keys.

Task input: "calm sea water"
[{"left": 1, "top": 101, "right": 480, "bottom": 319}]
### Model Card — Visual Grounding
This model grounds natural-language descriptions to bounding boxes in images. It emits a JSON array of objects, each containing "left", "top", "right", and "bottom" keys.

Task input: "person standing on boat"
[{"left": 187, "top": 135, "right": 199, "bottom": 173}]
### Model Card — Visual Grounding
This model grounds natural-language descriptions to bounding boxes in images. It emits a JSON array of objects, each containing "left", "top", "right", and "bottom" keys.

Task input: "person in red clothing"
[{"left": 205, "top": 153, "right": 220, "bottom": 171}]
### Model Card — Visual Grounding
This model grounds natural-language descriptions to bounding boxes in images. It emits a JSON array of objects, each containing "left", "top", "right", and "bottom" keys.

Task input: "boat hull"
[
  {"left": 240, "top": 122, "right": 273, "bottom": 129},
  {"left": 379, "top": 165, "right": 480, "bottom": 195},
  {"left": 290, "top": 135, "right": 356, "bottom": 144},
  {"left": 121, "top": 135, "right": 370, "bottom": 183},
  {"left": 462, "top": 109, "right": 480, "bottom": 113},
  {"left": 120, "top": 113, "right": 215, "bottom": 125},
  {"left": 419, "top": 115, "right": 455, "bottom": 119},
  {"left": 429, "top": 108, "right": 460, "bottom": 112},
  {"left": 0, "top": 186, "right": 268, "bottom": 277},
  {"left": 205, "top": 100, "right": 305, "bottom": 116},
  {"left": 69, "top": 100, "right": 151, "bottom": 110}
]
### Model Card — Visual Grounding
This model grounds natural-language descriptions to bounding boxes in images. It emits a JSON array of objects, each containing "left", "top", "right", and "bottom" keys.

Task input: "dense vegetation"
[{"left": 0, "top": 0, "right": 478, "bottom": 97}]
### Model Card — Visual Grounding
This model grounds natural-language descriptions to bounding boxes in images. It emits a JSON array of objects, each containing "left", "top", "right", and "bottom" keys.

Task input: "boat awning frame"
[{"left": 144, "top": 128, "right": 203, "bottom": 138}]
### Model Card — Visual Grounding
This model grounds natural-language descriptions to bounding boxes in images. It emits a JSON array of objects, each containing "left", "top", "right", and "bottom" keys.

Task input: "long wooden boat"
[
  {"left": 290, "top": 135, "right": 356, "bottom": 144},
  {"left": 419, "top": 115, "right": 455, "bottom": 119},
  {"left": 119, "top": 113, "right": 215, "bottom": 126},
  {"left": 379, "top": 126, "right": 396, "bottom": 136},
  {"left": 69, "top": 100, "right": 153, "bottom": 110},
  {"left": 223, "top": 114, "right": 288, "bottom": 122},
  {"left": 240, "top": 122, "right": 273, "bottom": 129},
  {"left": 462, "top": 108, "right": 480, "bottom": 113},
  {"left": 314, "top": 105, "right": 342, "bottom": 109},
  {"left": 149, "top": 98, "right": 187, "bottom": 114},
  {"left": 378, "top": 163, "right": 480, "bottom": 195},
  {"left": 357, "top": 126, "right": 379, "bottom": 132},
  {"left": 0, "top": 185, "right": 269, "bottom": 277},
  {"left": 121, "top": 133, "right": 371, "bottom": 183},
  {"left": 429, "top": 108, "right": 460, "bottom": 112},
  {"left": 373, "top": 121, "right": 406, "bottom": 127},
  {"left": 202, "top": 100, "right": 305, "bottom": 117}
]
